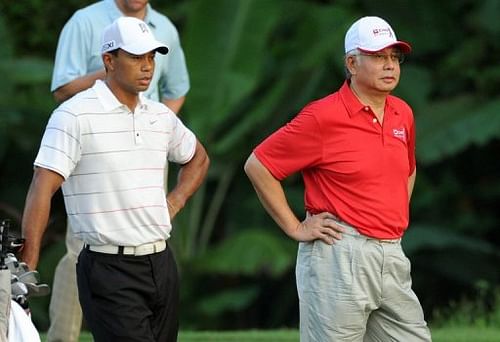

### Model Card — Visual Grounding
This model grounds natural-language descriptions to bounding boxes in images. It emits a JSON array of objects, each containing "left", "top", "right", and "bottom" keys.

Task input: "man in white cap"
[
  {"left": 21, "top": 16, "right": 209, "bottom": 341},
  {"left": 245, "top": 16, "right": 431, "bottom": 341},
  {"left": 49, "top": 2, "right": 190, "bottom": 340}
]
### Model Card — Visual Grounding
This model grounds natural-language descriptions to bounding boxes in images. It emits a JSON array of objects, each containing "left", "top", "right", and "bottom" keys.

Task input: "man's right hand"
[{"left": 294, "top": 212, "right": 346, "bottom": 245}]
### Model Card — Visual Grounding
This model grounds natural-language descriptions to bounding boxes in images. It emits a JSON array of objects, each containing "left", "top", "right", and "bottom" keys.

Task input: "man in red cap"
[{"left": 245, "top": 16, "right": 431, "bottom": 341}]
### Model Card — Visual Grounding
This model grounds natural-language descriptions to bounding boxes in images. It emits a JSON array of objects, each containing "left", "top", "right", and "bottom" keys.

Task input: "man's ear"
[
  {"left": 102, "top": 53, "right": 115, "bottom": 72},
  {"left": 346, "top": 55, "right": 357, "bottom": 76}
]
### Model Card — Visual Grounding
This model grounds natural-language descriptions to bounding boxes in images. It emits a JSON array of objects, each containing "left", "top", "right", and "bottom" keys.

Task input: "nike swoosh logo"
[{"left": 149, "top": 120, "right": 158, "bottom": 125}]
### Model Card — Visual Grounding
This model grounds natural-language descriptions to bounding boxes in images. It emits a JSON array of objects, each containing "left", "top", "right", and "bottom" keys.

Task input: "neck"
[
  {"left": 349, "top": 81, "right": 387, "bottom": 119},
  {"left": 115, "top": 0, "right": 147, "bottom": 20},
  {"left": 105, "top": 79, "right": 139, "bottom": 112}
]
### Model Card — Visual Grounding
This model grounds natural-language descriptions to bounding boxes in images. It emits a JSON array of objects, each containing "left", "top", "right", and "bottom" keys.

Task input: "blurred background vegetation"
[{"left": 0, "top": 0, "right": 499, "bottom": 333}]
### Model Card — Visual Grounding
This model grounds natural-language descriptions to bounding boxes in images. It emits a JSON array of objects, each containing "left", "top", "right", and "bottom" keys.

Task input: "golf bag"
[{"left": 1, "top": 219, "right": 50, "bottom": 342}]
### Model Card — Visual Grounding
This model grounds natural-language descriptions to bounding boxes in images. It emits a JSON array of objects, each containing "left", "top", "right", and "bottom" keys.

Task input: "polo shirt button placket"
[
  {"left": 363, "top": 106, "right": 379, "bottom": 126},
  {"left": 133, "top": 110, "right": 144, "bottom": 145}
]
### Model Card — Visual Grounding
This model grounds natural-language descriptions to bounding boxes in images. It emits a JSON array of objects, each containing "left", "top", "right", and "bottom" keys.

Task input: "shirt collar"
[
  {"left": 339, "top": 80, "right": 400, "bottom": 117},
  {"left": 93, "top": 80, "right": 148, "bottom": 112},
  {"left": 105, "top": 0, "right": 155, "bottom": 27},
  {"left": 94, "top": 80, "right": 122, "bottom": 111},
  {"left": 339, "top": 81, "right": 365, "bottom": 117}
]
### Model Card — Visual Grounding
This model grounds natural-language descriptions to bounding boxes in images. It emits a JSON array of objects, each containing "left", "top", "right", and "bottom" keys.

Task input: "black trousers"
[{"left": 76, "top": 244, "right": 179, "bottom": 342}]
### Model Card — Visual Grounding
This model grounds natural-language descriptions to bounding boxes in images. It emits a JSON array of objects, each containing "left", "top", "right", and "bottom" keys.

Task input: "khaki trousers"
[
  {"left": 47, "top": 226, "right": 83, "bottom": 342},
  {"left": 296, "top": 224, "right": 432, "bottom": 342}
]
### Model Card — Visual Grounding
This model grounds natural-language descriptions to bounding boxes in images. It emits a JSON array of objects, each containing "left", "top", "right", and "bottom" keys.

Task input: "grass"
[
  {"left": 431, "top": 327, "right": 500, "bottom": 342},
  {"left": 40, "top": 327, "right": 500, "bottom": 341}
]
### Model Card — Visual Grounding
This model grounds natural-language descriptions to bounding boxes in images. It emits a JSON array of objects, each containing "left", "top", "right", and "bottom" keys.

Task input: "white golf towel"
[{"left": 8, "top": 300, "right": 40, "bottom": 342}]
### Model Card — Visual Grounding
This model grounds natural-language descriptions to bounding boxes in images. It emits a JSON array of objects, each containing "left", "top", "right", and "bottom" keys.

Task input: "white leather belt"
[{"left": 85, "top": 240, "right": 166, "bottom": 256}]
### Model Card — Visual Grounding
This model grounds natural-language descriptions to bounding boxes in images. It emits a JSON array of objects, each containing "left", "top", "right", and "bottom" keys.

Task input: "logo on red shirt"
[{"left": 392, "top": 128, "right": 406, "bottom": 142}]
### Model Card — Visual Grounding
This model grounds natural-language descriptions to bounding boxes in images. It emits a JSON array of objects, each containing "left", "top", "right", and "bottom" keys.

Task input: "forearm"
[
  {"left": 162, "top": 96, "right": 186, "bottom": 115},
  {"left": 53, "top": 69, "right": 106, "bottom": 103},
  {"left": 167, "top": 141, "right": 209, "bottom": 217},
  {"left": 21, "top": 168, "right": 64, "bottom": 269},
  {"left": 244, "top": 154, "right": 300, "bottom": 239}
]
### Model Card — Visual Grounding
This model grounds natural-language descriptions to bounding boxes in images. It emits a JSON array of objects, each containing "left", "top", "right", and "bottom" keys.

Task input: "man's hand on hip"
[{"left": 295, "top": 212, "right": 345, "bottom": 244}]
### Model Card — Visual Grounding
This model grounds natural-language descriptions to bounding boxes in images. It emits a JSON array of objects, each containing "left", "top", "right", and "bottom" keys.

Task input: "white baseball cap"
[
  {"left": 101, "top": 16, "right": 168, "bottom": 55},
  {"left": 344, "top": 16, "right": 411, "bottom": 54}
]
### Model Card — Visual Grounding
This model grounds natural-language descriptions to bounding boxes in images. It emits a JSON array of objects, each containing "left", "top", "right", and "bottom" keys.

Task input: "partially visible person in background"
[
  {"left": 48, "top": 1, "right": 190, "bottom": 341},
  {"left": 245, "top": 16, "right": 432, "bottom": 341},
  {"left": 22, "top": 16, "right": 208, "bottom": 341}
]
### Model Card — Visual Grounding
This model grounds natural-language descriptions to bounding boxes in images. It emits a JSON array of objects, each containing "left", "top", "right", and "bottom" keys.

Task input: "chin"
[{"left": 379, "top": 82, "right": 398, "bottom": 92}]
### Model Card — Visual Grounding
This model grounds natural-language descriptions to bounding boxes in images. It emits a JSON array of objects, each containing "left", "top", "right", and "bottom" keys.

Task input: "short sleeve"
[
  {"left": 34, "top": 108, "right": 82, "bottom": 179},
  {"left": 254, "top": 104, "right": 323, "bottom": 180},
  {"left": 50, "top": 12, "right": 92, "bottom": 92},
  {"left": 167, "top": 116, "right": 196, "bottom": 164}
]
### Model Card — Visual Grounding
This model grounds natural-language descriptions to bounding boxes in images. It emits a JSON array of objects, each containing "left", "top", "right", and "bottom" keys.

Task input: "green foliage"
[
  {"left": 195, "top": 286, "right": 260, "bottom": 316},
  {"left": 2, "top": 0, "right": 500, "bottom": 332},
  {"left": 403, "top": 224, "right": 497, "bottom": 255},
  {"left": 182, "top": 0, "right": 284, "bottom": 141},
  {"left": 194, "top": 229, "right": 295, "bottom": 277},
  {"left": 432, "top": 283, "right": 500, "bottom": 329},
  {"left": 416, "top": 96, "right": 500, "bottom": 164}
]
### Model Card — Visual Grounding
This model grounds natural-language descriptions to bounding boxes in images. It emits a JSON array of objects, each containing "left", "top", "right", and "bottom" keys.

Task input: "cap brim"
[
  {"left": 359, "top": 41, "right": 412, "bottom": 54},
  {"left": 121, "top": 42, "right": 169, "bottom": 55}
]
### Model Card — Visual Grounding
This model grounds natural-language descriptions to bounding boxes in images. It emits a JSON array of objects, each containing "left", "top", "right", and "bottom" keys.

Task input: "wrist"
[
  {"left": 166, "top": 193, "right": 185, "bottom": 212},
  {"left": 285, "top": 221, "right": 304, "bottom": 242}
]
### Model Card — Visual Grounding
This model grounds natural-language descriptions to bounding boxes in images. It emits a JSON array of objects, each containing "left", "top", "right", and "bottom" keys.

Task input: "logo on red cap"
[{"left": 372, "top": 28, "right": 393, "bottom": 38}]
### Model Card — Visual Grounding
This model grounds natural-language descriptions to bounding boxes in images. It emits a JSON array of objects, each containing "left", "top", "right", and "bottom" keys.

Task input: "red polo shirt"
[{"left": 254, "top": 81, "right": 416, "bottom": 239}]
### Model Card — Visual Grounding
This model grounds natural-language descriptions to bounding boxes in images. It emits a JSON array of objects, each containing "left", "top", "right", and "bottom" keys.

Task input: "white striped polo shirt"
[{"left": 34, "top": 80, "right": 196, "bottom": 246}]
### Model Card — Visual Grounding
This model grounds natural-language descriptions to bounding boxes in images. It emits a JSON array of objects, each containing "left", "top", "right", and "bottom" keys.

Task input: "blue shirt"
[{"left": 51, "top": 0, "right": 190, "bottom": 101}]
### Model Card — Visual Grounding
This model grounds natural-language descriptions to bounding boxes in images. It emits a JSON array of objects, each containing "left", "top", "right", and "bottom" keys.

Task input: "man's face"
[
  {"left": 107, "top": 49, "right": 156, "bottom": 95},
  {"left": 350, "top": 47, "right": 402, "bottom": 94},
  {"left": 117, "top": 0, "right": 148, "bottom": 12}
]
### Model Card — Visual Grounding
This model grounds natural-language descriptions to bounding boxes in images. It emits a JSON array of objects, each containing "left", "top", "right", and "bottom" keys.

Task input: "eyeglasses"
[{"left": 355, "top": 52, "right": 405, "bottom": 64}]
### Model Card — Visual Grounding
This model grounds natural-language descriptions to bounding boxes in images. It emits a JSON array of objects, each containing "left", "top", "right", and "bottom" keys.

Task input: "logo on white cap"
[
  {"left": 101, "top": 16, "right": 169, "bottom": 55},
  {"left": 344, "top": 16, "right": 411, "bottom": 54}
]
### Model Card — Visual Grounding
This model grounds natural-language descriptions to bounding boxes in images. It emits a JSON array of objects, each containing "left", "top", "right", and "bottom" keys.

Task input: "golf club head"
[
  {"left": 10, "top": 273, "right": 19, "bottom": 284},
  {"left": 11, "top": 281, "right": 28, "bottom": 297},
  {"left": 25, "top": 282, "right": 50, "bottom": 297},
  {"left": 12, "top": 261, "right": 30, "bottom": 275},
  {"left": 18, "top": 270, "right": 40, "bottom": 284},
  {"left": 4, "top": 254, "right": 19, "bottom": 273}
]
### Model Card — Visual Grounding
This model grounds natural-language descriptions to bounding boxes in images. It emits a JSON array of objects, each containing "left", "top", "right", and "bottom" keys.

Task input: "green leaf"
[
  {"left": 396, "top": 65, "right": 432, "bottom": 109},
  {"left": 195, "top": 286, "right": 259, "bottom": 316},
  {"left": 416, "top": 97, "right": 500, "bottom": 164},
  {"left": 193, "top": 229, "right": 296, "bottom": 277},
  {"left": 183, "top": 0, "right": 284, "bottom": 139},
  {"left": 1, "top": 57, "right": 53, "bottom": 84},
  {"left": 403, "top": 224, "right": 497, "bottom": 255}
]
